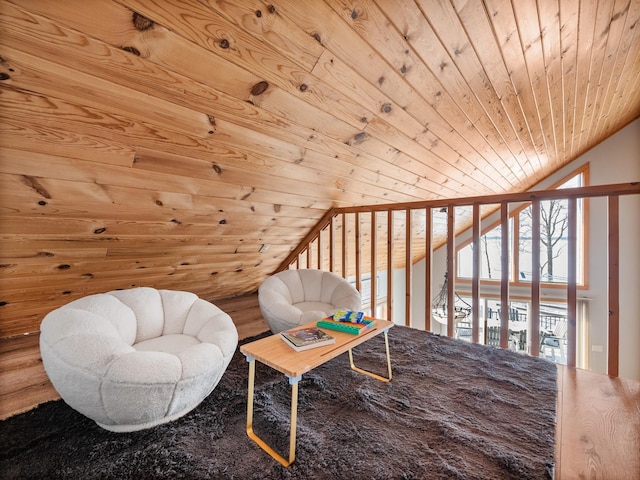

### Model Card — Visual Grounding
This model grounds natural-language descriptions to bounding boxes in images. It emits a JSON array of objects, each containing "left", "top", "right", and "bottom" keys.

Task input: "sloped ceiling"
[{"left": 1, "top": 0, "right": 639, "bottom": 336}]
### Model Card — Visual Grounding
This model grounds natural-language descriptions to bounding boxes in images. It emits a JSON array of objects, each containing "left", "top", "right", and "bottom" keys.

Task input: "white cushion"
[
  {"left": 108, "top": 287, "right": 165, "bottom": 343},
  {"left": 258, "top": 269, "right": 362, "bottom": 333},
  {"left": 40, "top": 287, "right": 238, "bottom": 432}
]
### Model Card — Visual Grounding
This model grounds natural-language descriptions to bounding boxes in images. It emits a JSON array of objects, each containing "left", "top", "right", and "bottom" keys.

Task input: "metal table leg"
[
  {"left": 348, "top": 330, "right": 393, "bottom": 382},
  {"left": 245, "top": 356, "right": 301, "bottom": 467}
]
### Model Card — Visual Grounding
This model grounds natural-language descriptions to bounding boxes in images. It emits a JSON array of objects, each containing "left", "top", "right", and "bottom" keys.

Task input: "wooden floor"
[{"left": 1, "top": 293, "right": 638, "bottom": 479}]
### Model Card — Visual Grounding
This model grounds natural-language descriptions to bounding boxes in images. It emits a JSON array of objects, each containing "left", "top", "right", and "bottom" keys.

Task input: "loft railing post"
[
  {"left": 567, "top": 197, "right": 578, "bottom": 367},
  {"left": 531, "top": 200, "right": 541, "bottom": 356},
  {"left": 447, "top": 205, "right": 455, "bottom": 338},
  {"left": 608, "top": 195, "right": 620, "bottom": 377},
  {"left": 472, "top": 204, "right": 480, "bottom": 343},
  {"left": 500, "top": 201, "right": 509, "bottom": 349}
]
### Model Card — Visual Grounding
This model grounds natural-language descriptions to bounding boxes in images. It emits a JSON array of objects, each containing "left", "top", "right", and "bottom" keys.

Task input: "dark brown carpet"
[{"left": 0, "top": 326, "right": 557, "bottom": 479}]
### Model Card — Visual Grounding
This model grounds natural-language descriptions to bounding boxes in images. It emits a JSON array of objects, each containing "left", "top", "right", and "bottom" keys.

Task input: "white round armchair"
[
  {"left": 258, "top": 269, "right": 362, "bottom": 333},
  {"left": 39, "top": 287, "right": 238, "bottom": 432}
]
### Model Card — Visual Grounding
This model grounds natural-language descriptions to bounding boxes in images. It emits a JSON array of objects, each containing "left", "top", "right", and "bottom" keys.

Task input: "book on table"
[{"left": 280, "top": 327, "right": 335, "bottom": 352}]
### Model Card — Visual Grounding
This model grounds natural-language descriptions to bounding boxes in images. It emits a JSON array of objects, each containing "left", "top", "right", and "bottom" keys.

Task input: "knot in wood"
[
  {"left": 255, "top": 10, "right": 262, "bottom": 17},
  {"left": 250, "top": 81, "right": 269, "bottom": 96},
  {"left": 353, "top": 132, "right": 367, "bottom": 144},
  {"left": 219, "top": 219, "right": 227, "bottom": 224},
  {"left": 351, "top": 10, "right": 358, "bottom": 19},
  {"left": 122, "top": 46, "right": 141, "bottom": 56},
  {"left": 299, "top": 83, "right": 308, "bottom": 92},
  {"left": 212, "top": 164, "right": 223, "bottom": 174},
  {"left": 94, "top": 227, "right": 106, "bottom": 234},
  {"left": 381, "top": 103, "right": 392, "bottom": 114},
  {"left": 268, "top": 5, "right": 276, "bottom": 14},
  {"left": 0, "top": 73, "right": 10, "bottom": 81},
  {"left": 219, "top": 39, "right": 230, "bottom": 49},
  {"left": 311, "top": 33, "right": 321, "bottom": 43},
  {"left": 132, "top": 12, "right": 154, "bottom": 31}
]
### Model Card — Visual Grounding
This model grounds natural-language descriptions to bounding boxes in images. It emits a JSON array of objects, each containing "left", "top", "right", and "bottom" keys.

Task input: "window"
[
  {"left": 457, "top": 219, "right": 513, "bottom": 281},
  {"left": 456, "top": 166, "right": 587, "bottom": 287}
]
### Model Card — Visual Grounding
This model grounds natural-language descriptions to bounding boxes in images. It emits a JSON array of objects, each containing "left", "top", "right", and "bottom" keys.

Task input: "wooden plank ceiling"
[{"left": 1, "top": 0, "right": 639, "bottom": 337}]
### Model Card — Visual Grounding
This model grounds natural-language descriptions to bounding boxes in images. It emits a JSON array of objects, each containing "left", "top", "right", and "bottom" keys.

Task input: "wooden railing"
[{"left": 277, "top": 183, "right": 640, "bottom": 376}]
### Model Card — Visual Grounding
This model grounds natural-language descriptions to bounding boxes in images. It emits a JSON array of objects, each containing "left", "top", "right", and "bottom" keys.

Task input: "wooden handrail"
[
  {"left": 336, "top": 182, "right": 639, "bottom": 213},
  {"left": 276, "top": 183, "right": 639, "bottom": 377}
]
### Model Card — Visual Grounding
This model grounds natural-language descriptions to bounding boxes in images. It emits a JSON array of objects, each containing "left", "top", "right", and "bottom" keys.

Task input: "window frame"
[{"left": 455, "top": 164, "right": 589, "bottom": 290}]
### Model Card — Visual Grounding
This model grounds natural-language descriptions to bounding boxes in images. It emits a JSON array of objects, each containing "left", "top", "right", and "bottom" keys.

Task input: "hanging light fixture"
[{"left": 431, "top": 273, "right": 471, "bottom": 324}]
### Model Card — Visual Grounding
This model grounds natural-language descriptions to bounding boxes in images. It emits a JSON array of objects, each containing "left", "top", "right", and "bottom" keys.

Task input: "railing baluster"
[
  {"left": 608, "top": 195, "right": 620, "bottom": 377},
  {"left": 425, "top": 207, "right": 432, "bottom": 332},
  {"left": 341, "top": 212, "right": 347, "bottom": 279},
  {"left": 567, "top": 197, "right": 577, "bottom": 367},
  {"left": 447, "top": 204, "right": 455, "bottom": 338},
  {"left": 472, "top": 204, "right": 480, "bottom": 343},
  {"left": 531, "top": 200, "right": 541, "bottom": 356},
  {"left": 387, "top": 210, "right": 393, "bottom": 322},
  {"left": 405, "top": 209, "right": 412, "bottom": 327},
  {"left": 317, "top": 229, "right": 322, "bottom": 270},
  {"left": 371, "top": 211, "right": 377, "bottom": 318},
  {"left": 329, "top": 215, "right": 335, "bottom": 273},
  {"left": 500, "top": 201, "right": 509, "bottom": 349},
  {"left": 355, "top": 212, "right": 361, "bottom": 293}
]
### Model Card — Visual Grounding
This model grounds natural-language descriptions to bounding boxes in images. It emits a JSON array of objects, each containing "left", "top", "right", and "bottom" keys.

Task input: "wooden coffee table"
[{"left": 240, "top": 318, "right": 394, "bottom": 466}]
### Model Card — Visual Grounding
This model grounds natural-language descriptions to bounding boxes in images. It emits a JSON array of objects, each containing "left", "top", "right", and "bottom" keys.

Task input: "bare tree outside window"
[
  {"left": 521, "top": 200, "right": 569, "bottom": 282},
  {"left": 457, "top": 170, "right": 584, "bottom": 286},
  {"left": 482, "top": 234, "right": 492, "bottom": 279}
]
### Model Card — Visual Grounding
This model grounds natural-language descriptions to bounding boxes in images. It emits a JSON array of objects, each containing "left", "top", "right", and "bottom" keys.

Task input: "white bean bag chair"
[
  {"left": 258, "top": 269, "right": 362, "bottom": 333},
  {"left": 39, "top": 287, "right": 238, "bottom": 432}
]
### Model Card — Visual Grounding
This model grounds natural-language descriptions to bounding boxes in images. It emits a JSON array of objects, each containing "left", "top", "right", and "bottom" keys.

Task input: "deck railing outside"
[{"left": 277, "top": 183, "right": 640, "bottom": 376}]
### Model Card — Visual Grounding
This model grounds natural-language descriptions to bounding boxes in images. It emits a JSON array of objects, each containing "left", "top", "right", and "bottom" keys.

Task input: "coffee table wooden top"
[{"left": 240, "top": 319, "right": 394, "bottom": 378}]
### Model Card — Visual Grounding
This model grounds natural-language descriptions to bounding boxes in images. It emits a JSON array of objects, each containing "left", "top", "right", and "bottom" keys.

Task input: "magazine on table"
[{"left": 280, "top": 326, "right": 335, "bottom": 352}]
